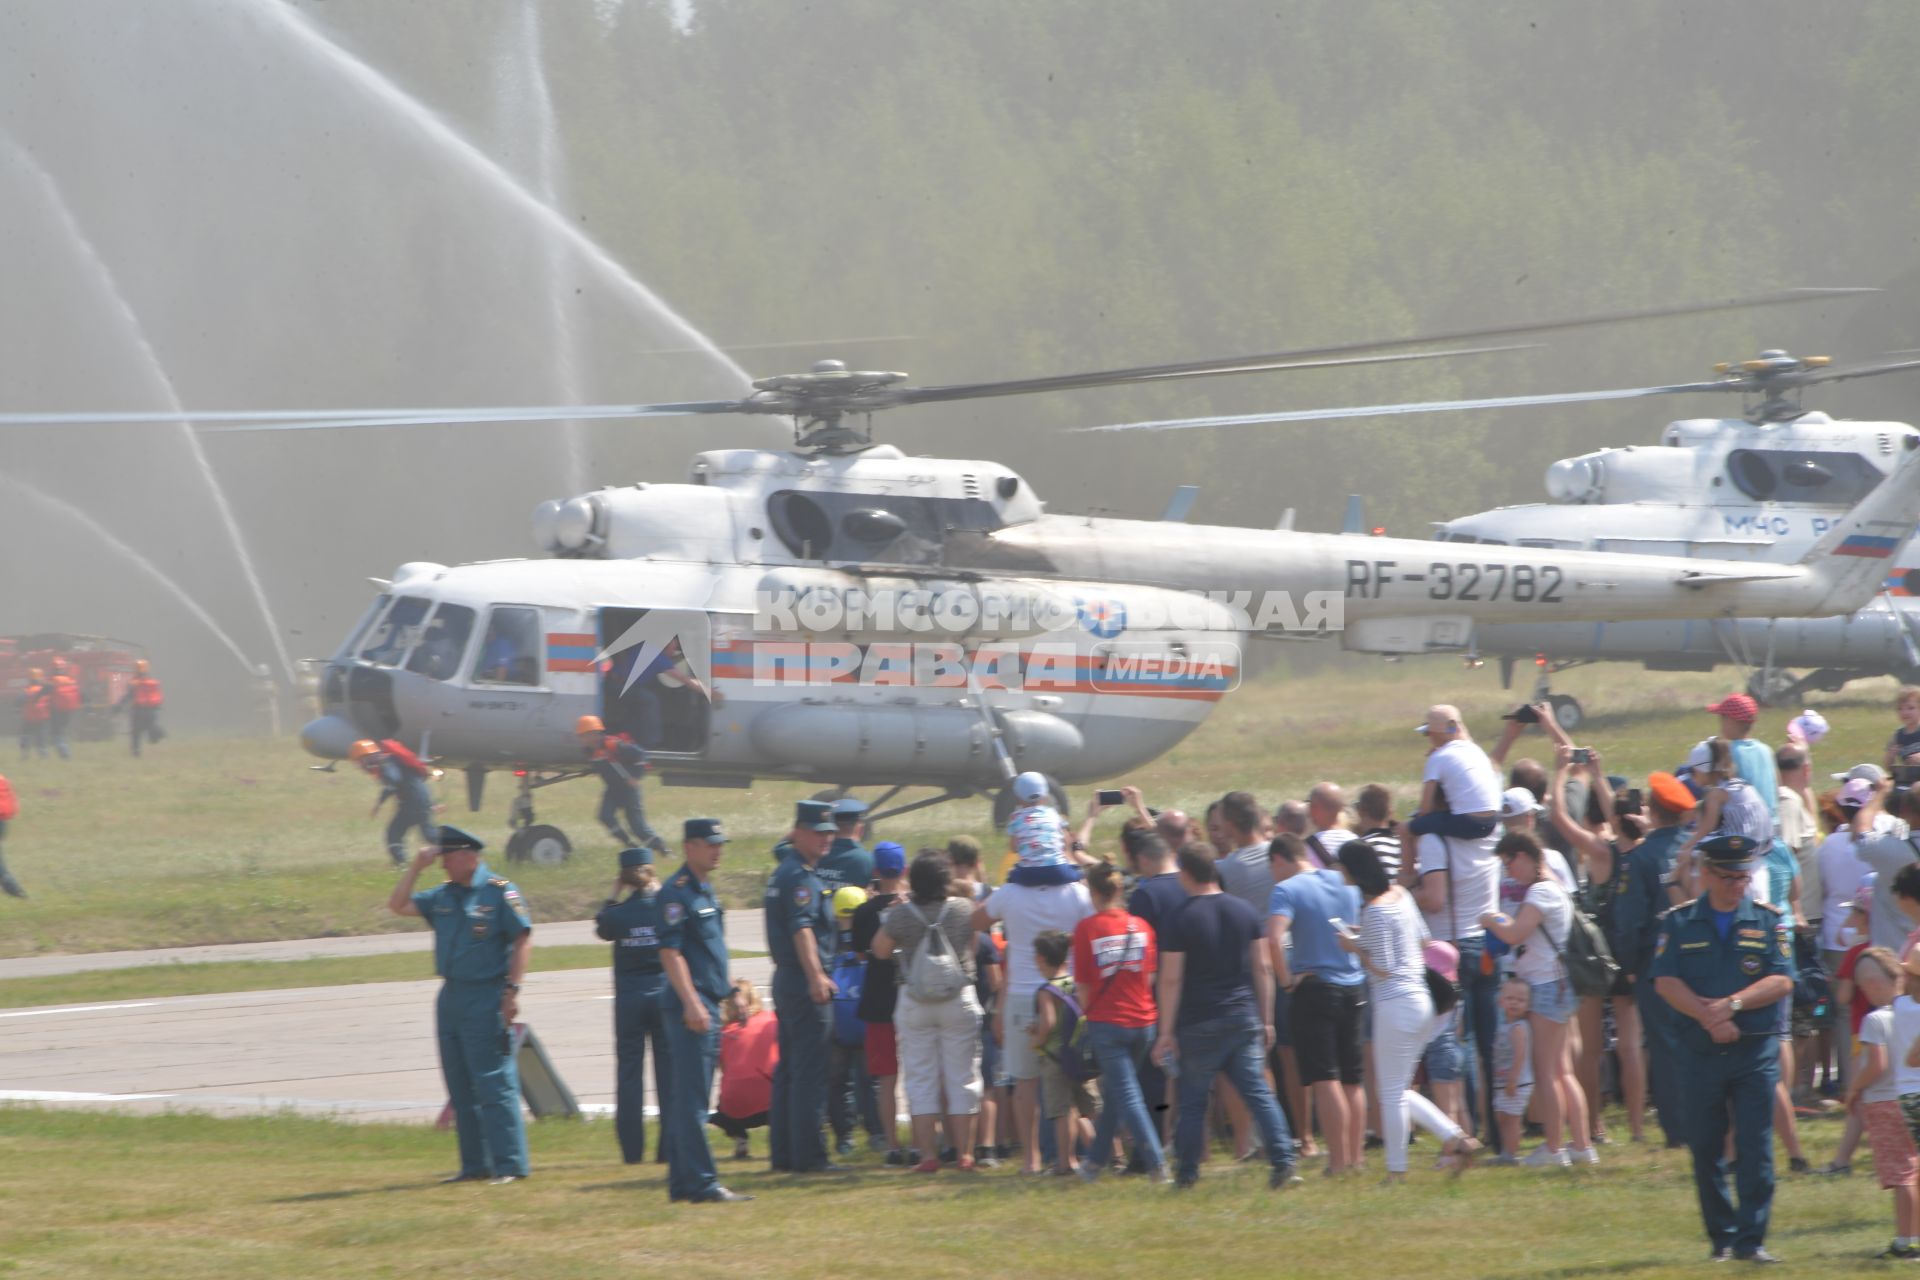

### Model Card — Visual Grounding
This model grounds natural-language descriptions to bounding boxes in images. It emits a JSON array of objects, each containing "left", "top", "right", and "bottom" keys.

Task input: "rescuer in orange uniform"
[
  {"left": 17, "top": 669, "right": 50, "bottom": 761},
  {"left": 0, "top": 771, "right": 24, "bottom": 898},
  {"left": 352, "top": 737, "right": 440, "bottom": 866},
  {"left": 115, "top": 660, "right": 166, "bottom": 757},
  {"left": 46, "top": 658, "right": 80, "bottom": 761},
  {"left": 577, "top": 714, "right": 665, "bottom": 853}
]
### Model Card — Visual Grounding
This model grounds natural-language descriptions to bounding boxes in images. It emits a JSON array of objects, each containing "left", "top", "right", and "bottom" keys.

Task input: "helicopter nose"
[{"left": 300, "top": 714, "right": 361, "bottom": 760}]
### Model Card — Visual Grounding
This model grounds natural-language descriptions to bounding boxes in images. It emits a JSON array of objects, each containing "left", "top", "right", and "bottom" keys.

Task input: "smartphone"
[
  {"left": 1614, "top": 788, "right": 1644, "bottom": 817},
  {"left": 1096, "top": 788, "right": 1125, "bottom": 807},
  {"left": 1329, "top": 917, "right": 1354, "bottom": 937},
  {"left": 1571, "top": 747, "right": 1592, "bottom": 765},
  {"left": 1504, "top": 704, "right": 1540, "bottom": 725}
]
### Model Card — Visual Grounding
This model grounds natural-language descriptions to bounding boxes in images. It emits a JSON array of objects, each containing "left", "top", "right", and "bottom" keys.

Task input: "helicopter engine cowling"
[{"left": 749, "top": 702, "right": 1084, "bottom": 782}]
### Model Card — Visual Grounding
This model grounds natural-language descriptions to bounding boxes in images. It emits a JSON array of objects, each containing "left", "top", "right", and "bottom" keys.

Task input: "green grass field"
[
  {"left": 0, "top": 660, "right": 1909, "bottom": 1275},
  {"left": 0, "top": 657, "right": 1901, "bottom": 959},
  {"left": 0, "top": 1105, "right": 1896, "bottom": 1278}
]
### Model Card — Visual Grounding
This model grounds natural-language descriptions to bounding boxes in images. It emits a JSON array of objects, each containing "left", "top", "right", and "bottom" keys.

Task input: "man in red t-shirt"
[{"left": 1070, "top": 861, "right": 1163, "bottom": 1181}]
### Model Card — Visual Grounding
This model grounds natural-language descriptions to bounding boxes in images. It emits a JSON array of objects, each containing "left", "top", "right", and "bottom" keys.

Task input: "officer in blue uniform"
[
  {"left": 819, "top": 797, "right": 875, "bottom": 894},
  {"left": 387, "top": 825, "right": 532, "bottom": 1184},
  {"left": 1651, "top": 832, "right": 1795, "bottom": 1264},
  {"left": 658, "top": 817, "right": 752, "bottom": 1203},
  {"left": 595, "top": 846, "right": 673, "bottom": 1165},
  {"left": 765, "top": 799, "right": 841, "bottom": 1174}
]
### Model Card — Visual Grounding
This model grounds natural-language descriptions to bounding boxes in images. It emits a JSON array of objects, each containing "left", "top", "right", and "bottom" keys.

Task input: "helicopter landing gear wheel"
[
  {"left": 506, "top": 824, "right": 571, "bottom": 866},
  {"left": 1546, "top": 694, "right": 1584, "bottom": 734},
  {"left": 990, "top": 774, "right": 1069, "bottom": 828},
  {"left": 1746, "top": 668, "right": 1801, "bottom": 707}
]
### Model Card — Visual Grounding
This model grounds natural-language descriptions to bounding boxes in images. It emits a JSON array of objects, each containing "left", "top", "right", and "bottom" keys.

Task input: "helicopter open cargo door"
[{"left": 597, "top": 607, "right": 713, "bottom": 756}]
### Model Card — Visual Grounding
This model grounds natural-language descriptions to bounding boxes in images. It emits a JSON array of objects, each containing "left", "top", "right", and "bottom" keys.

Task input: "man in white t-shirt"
[
  {"left": 974, "top": 876, "right": 1093, "bottom": 1174},
  {"left": 1403, "top": 728, "right": 1505, "bottom": 1151},
  {"left": 1409, "top": 705, "right": 1503, "bottom": 842}
]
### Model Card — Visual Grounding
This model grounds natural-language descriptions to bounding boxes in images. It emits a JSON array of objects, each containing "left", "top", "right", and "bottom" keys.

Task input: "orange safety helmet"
[
  {"left": 575, "top": 714, "right": 605, "bottom": 734},
  {"left": 134, "top": 659, "right": 151, "bottom": 675},
  {"left": 348, "top": 740, "right": 383, "bottom": 762}
]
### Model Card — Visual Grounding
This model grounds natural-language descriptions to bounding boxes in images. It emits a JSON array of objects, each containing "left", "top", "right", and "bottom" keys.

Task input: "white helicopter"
[
  {"left": 1256, "top": 350, "right": 1920, "bottom": 730},
  {"left": 14, "top": 293, "right": 1918, "bottom": 861}
]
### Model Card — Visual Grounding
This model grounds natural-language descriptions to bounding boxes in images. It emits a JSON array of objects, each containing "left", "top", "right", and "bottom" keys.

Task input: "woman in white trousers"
[{"left": 1338, "top": 841, "right": 1482, "bottom": 1181}]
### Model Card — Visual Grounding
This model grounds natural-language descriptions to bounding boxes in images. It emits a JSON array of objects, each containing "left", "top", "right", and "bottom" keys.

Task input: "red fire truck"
[{"left": 0, "top": 634, "right": 147, "bottom": 740}]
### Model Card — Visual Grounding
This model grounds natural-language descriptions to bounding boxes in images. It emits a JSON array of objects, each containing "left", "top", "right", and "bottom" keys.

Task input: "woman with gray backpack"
[{"left": 873, "top": 850, "right": 982, "bottom": 1172}]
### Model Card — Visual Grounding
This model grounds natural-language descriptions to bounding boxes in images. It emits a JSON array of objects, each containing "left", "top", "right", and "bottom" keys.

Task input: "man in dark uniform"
[
  {"left": 658, "top": 817, "right": 751, "bottom": 1203},
  {"left": 577, "top": 715, "right": 666, "bottom": 853},
  {"left": 818, "top": 797, "right": 875, "bottom": 894},
  {"left": 387, "top": 825, "right": 532, "bottom": 1185},
  {"left": 1652, "top": 832, "right": 1795, "bottom": 1264},
  {"left": 764, "top": 799, "right": 841, "bottom": 1174},
  {"left": 1614, "top": 770, "right": 1696, "bottom": 1149},
  {"left": 595, "top": 846, "right": 673, "bottom": 1165}
]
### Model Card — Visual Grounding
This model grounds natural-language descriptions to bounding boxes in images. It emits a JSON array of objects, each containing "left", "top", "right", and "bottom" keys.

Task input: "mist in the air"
[{"left": 3, "top": 0, "right": 1918, "bottom": 727}]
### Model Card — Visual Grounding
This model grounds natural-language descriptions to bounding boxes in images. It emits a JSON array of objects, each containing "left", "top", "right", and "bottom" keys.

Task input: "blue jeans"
[
  {"left": 1173, "top": 1015, "right": 1294, "bottom": 1180},
  {"left": 1451, "top": 935, "right": 1502, "bottom": 1150},
  {"left": 1087, "top": 1022, "right": 1163, "bottom": 1174}
]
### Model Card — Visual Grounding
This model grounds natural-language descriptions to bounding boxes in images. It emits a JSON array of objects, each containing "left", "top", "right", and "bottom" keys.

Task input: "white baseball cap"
[
  {"left": 1681, "top": 740, "right": 1714, "bottom": 774},
  {"left": 1012, "top": 771, "right": 1051, "bottom": 802},
  {"left": 1499, "top": 787, "right": 1544, "bottom": 820}
]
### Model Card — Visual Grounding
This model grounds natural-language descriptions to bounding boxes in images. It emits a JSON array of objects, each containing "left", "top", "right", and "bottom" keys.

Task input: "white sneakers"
[
  {"left": 1570, "top": 1146, "right": 1601, "bottom": 1166},
  {"left": 1519, "top": 1145, "right": 1573, "bottom": 1168}
]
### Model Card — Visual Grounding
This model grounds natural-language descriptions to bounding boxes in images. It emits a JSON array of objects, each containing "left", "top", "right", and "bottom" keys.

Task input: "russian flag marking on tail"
[{"left": 1835, "top": 533, "right": 1900, "bottom": 559}]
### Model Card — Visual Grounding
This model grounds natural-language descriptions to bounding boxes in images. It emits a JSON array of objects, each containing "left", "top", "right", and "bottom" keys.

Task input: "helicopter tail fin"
[{"left": 1798, "top": 443, "right": 1920, "bottom": 611}]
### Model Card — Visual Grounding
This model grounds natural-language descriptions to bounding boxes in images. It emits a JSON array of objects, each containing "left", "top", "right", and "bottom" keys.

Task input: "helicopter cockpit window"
[
  {"left": 473, "top": 607, "right": 543, "bottom": 686},
  {"left": 405, "top": 604, "right": 475, "bottom": 682},
  {"left": 336, "top": 593, "right": 390, "bottom": 661},
  {"left": 768, "top": 490, "right": 1004, "bottom": 564},
  {"left": 359, "top": 595, "right": 430, "bottom": 666},
  {"left": 1727, "top": 449, "right": 1884, "bottom": 505}
]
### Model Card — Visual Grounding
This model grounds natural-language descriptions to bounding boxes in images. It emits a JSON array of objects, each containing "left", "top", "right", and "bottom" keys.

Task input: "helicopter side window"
[
  {"left": 336, "top": 593, "right": 390, "bottom": 661},
  {"left": 473, "top": 607, "right": 543, "bottom": 686},
  {"left": 359, "top": 595, "right": 430, "bottom": 666},
  {"left": 405, "top": 604, "right": 475, "bottom": 682}
]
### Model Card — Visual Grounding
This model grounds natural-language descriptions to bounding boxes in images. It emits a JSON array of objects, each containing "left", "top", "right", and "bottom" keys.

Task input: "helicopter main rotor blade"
[
  {"left": 898, "top": 287, "right": 1874, "bottom": 407},
  {"left": 897, "top": 344, "right": 1538, "bottom": 405},
  {"left": 1786, "top": 356, "right": 1920, "bottom": 388},
  {"left": 0, "top": 400, "right": 755, "bottom": 430},
  {"left": 1079, "top": 380, "right": 1738, "bottom": 433}
]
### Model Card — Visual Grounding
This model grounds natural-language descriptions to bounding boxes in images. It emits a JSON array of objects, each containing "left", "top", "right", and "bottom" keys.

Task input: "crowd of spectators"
[{"left": 734, "top": 686, "right": 1920, "bottom": 1260}]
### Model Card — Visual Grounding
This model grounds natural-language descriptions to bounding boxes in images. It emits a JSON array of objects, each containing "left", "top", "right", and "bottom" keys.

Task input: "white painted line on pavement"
[
  {"left": 0, "top": 1001, "right": 161, "bottom": 1018},
  {"left": 0, "top": 1089, "right": 177, "bottom": 1102}
]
